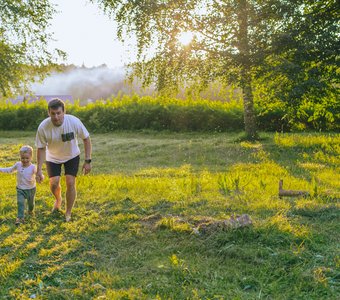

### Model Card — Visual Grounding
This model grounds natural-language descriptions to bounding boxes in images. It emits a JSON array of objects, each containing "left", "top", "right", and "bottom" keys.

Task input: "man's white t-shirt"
[
  {"left": 0, "top": 162, "right": 37, "bottom": 190},
  {"left": 35, "top": 114, "right": 90, "bottom": 163}
]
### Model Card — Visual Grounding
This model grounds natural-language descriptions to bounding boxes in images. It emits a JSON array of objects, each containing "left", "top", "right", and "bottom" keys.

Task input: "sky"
[
  {"left": 30, "top": 0, "right": 134, "bottom": 98},
  {"left": 49, "top": 0, "right": 135, "bottom": 68},
  {"left": 31, "top": 0, "right": 189, "bottom": 99}
]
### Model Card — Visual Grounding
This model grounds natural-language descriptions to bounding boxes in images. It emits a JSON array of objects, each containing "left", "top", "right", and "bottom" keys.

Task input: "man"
[{"left": 35, "top": 98, "right": 92, "bottom": 222}]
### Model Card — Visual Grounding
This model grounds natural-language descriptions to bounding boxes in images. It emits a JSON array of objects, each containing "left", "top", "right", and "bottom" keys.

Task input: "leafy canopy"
[
  {"left": 92, "top": 0, "right": 339, "bottom": 101},
  {"left": 257, "top": 0, "right": 339, "bottom": 106},
  {"left": 0, "top": 0, "right": 64, "bottom": 97}
]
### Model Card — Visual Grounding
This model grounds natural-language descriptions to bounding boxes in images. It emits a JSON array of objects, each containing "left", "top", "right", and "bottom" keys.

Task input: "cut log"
[{"left": 279, "top": 179, "right": 309, "bottom": 198}]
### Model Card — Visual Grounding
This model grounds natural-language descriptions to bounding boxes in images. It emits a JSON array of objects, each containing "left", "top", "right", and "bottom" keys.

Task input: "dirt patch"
[{"left": 138, "top": 213, "right": 252, "bottom": 234}]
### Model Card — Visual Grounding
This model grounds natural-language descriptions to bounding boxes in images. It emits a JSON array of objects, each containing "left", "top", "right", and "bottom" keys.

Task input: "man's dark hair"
[{"left": 48, "top": 98, "right": 65, "bottom": 112}]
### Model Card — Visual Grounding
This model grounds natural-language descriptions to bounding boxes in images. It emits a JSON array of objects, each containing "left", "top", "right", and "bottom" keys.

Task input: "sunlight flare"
[{"left": 178, "top": 31, "right": 195, "bottom": 45}]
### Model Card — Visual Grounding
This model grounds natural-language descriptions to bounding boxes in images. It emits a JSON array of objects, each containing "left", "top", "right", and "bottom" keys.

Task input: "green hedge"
[
  {"left": 0, "top": 101, "right": 47, "bottom": 130},
  {"left": 0, "top": 96, "right": 338, "bottom": 132},
  {"left": 68, "top": 97, "right": 245, "bottom": 132}
]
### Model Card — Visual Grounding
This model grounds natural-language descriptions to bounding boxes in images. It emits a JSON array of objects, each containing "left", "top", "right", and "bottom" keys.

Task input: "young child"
[{"left": 0, "top": 145, "right": 37, "bottom": 225}]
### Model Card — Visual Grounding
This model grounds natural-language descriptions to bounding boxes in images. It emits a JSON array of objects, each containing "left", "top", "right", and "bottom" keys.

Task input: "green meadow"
[{"left": 0, "top": 131, "right": 339, "bottom": 299}]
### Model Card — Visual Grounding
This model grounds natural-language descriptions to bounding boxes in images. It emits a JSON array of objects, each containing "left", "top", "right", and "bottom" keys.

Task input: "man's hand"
[
  {"left": 82, "top": 162, "right": 91, "bottom": 175},
  {"left": 36, "top": 170, "right": 45, "bottom": 183}
]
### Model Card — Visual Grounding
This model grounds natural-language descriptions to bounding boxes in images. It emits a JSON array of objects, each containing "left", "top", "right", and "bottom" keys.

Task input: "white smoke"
[{"left": 30, "top": 66, "right": 149, "bottom": 101}]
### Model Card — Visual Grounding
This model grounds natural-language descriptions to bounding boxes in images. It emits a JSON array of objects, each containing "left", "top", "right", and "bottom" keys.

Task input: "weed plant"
[{"left": 0, "top": 131, "right": 339, "bottom": 299}]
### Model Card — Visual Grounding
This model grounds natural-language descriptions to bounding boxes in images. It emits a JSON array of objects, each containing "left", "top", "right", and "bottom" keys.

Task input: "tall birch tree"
[{"left": 93, "top": 0, "right": 339, "bottom": 138}]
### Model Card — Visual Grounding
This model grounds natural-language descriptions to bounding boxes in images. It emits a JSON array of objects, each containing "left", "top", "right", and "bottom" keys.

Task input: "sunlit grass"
[
  {"left": 0, "top": 257, "right": 23, "bottom": 280},
  {"left": 39, "top": 238, "right": 81, "bottom": 257},
  {"left": 266, "top": 213, "right": 310, "bottom": 238},
  {"left": 274, "top": 132, "right": 340, "bottom": 148},
  {"left": 0, "top": 131, "right": 339, "bottom": 299}
]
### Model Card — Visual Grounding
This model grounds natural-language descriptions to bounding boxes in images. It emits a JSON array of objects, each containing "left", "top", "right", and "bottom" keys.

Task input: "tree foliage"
[
  {"left": 258, "top": 1, "right": 339, "bottom": 105},
  {"left": 93, "top": 0, "right": 339, "bottom": 138},
  {"left": 0, "top": 0, "right": 64, "bottom": 97}
]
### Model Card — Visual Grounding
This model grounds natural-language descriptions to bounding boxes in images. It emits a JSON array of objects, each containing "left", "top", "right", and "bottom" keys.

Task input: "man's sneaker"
[
  {"left": 15, "top": 218, "right": 24, "bottom": 225},
  {"left": 65, "top": 215, "right": 71, "bottom": 222}
]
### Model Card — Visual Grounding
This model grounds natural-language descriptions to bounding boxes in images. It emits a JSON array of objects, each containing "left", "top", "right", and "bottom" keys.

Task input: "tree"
[
  {"left": 0, "top": 0, "right": 64, "bottom": 98},
  {"left": 257, "top": 1, "right": 339, "bottom": 107},
  {"left": 254, "top": 0, "right": 339, "bottom": 130},
  {"left": 93, "top": 0, "right": 338, "bottom": 138},
  {"left": 87, "top": 0, "right": 276, "bottom": 138}
]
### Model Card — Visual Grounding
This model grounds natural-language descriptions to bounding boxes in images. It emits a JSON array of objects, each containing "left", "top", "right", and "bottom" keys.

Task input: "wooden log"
[{"left": 279, "top": 179, "right": 309, "bottom": 198}]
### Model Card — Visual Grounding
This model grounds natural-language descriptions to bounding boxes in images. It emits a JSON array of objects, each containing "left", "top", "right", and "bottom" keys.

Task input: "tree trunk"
[
  {"left": 242, "top": 73, "right": 257, "bottom": 139},
  {"left": 238, "top": 0, "right": 258, "bottom": 140}
]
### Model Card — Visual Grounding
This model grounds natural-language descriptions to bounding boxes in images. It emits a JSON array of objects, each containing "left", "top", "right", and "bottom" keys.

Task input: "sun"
[{"left": 178, "top": 31, "right": 195, "bottom": 45}]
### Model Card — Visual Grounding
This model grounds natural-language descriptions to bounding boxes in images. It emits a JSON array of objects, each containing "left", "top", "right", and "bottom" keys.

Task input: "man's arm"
[
  {"left": 36, "top": 147, "right": 46, "bottom": 183},
  {"left": 82, "top": 137, "right": 92, "bottom": 175}
]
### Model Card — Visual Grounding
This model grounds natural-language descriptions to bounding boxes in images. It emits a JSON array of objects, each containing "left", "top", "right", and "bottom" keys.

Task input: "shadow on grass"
[
  {"left": 1, "top": 196, "right": 338, "bottom": 299},
  {"left": 263, "top": 134, "right": 339, "bottom": 182},
  {"left": 292, "top": 205, "right": 339, "bottom": 222},
  {"left": 0, "top": 213, "right": 96, "bottom": 298}
]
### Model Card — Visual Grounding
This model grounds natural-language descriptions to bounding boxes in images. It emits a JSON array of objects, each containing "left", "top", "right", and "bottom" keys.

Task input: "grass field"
[{"left": 0, "top": 131, "right": 339, "bottom": 299}]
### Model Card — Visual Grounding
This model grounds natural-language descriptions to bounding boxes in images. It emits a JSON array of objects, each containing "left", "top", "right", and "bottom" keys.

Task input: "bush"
[
  {"left": 0, "top": 95, "right": 338, "bottom": 132},
  {"left": 0, "top": 100, "right": 46, "bottom": 130}
]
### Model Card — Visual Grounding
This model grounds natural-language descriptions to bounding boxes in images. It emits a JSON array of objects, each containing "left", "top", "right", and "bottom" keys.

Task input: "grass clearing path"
[{"left": 0, "top": 131, "right": 339, "bottom": 299}]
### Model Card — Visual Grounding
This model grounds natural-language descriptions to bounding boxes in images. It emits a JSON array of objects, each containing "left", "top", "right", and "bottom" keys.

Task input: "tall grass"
[
  {"left": 0, "top": 131, "right": 339, "bottom": 299},
  {"left": 1, "top": 95, "right": 339, "bottom": 132}
]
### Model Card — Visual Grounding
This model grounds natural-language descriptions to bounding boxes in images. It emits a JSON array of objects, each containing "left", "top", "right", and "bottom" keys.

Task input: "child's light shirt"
[
  {"left": 35, "top": 114, "right": 90, "bottom": 163},
  {"left": 0, "top": 162, "right": 37, "bottom": 190}
]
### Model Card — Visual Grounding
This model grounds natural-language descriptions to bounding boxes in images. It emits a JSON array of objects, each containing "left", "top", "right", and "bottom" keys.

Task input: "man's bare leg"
[
  {"left": 50, "top": 176, "right": 62, "bottom": 210},
  {"left": 65, "top": 175, "right": 76, "bottom": 221}
]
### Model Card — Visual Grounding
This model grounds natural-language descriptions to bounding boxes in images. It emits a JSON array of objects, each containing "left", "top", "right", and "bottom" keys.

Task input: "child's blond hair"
[{"left": 20, "top": 145, "right": 33, "bottom": 156}]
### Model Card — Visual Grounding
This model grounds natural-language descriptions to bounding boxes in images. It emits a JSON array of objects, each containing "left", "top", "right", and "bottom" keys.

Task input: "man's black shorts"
[{"left": 46, "top": 155, "right": 80, "bottom": 178}]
